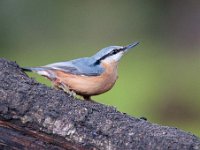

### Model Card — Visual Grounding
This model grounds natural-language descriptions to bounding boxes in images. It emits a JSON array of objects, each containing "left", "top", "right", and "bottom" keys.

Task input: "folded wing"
[{"left": 22, "top": 57, "right": 104, "bottom": 78}]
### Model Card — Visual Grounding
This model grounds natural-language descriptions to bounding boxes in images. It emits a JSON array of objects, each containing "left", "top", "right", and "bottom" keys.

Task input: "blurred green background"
[{"left": 0, "top": 0, "right": 199, "bottom": 136}]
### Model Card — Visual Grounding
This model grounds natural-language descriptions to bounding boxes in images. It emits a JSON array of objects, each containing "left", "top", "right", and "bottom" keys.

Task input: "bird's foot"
[
  {"left": 67, "top": 90, "right": 76, "bottom": 98},
  {"left": 83, "top": 96, "right": 98, "bottom": 103},
  {"left": 56, "top": 82, "right": 77, "bottom": 98}
]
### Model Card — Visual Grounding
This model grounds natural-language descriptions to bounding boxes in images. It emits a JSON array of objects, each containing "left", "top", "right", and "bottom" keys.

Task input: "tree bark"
[{"left": 0, "top": 58, "right": 199, "bottom": 150}]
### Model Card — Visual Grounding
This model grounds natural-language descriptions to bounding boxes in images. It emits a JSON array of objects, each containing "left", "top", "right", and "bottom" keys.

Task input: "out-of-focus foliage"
[{"left": 0, "top": 0, "right": 199, "bottom": 136}]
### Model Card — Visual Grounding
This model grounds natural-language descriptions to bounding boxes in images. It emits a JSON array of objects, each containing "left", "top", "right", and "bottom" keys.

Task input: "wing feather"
[{"left": 44, "top": 57, "right": 104, "bottom": 76}]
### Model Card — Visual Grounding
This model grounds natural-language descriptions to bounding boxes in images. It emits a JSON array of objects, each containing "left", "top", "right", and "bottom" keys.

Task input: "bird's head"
[{"left": 92, "top": 42, "right": 139, "bottom": 64}]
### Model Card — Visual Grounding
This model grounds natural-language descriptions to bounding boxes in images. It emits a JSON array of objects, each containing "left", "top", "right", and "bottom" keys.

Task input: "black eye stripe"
[
  {"left": 113, "top": 49, "right": 118, "bottom": 54},
  {"left": 111, "top": 48, "right": 124, "bottom": 55},
  {"left": 94, "top": 48, "right": 124, "bottom": 65}
]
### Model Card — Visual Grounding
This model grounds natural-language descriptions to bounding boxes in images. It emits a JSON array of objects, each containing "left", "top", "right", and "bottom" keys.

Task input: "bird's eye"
[{"left": 112, "top": 49, "right": 118, "bottom": 54}]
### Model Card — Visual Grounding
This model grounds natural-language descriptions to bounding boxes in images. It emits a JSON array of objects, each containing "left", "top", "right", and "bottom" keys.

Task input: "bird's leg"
[
  {"left": 83, "top": 95, "right": 91, "bottom": 101},
  {"left": 51, "top": 79, "right": 76, "bottom": 98},
  {"left": 68, "top": 90, "right": 77, "bottom": 98},
  {"left": 59, "top": 82, "right": 76, "bottom": 98},
  {"left": 83, "top": 96, "right": 97, "bottom": 103}
]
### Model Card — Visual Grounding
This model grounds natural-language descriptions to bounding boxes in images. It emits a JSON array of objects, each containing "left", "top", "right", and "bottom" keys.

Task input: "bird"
[{"left": 22, "top": 42, "right": 139, "bottom": 101}]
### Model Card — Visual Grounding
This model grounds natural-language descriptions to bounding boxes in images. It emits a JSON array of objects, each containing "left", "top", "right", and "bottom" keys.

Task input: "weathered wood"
[
  {"left": 0, "top": 120, "right": 84, "bottom": 150},
  {"left": 0, "top": 58, "right": 200, "bottom": 150}
]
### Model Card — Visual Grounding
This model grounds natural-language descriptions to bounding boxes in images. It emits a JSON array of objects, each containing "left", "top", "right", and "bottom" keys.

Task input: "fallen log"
[{"left": 0, "top": 58, "right": 199, "bottom": 150}]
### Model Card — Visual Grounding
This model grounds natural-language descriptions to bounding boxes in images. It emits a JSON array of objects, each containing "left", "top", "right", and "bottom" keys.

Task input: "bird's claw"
[
  {"left": 55, "top": 82, "right": 77, "bottom": 98},
  {"left": 68, "top": 90, "right": 76, "bottom": 98}
]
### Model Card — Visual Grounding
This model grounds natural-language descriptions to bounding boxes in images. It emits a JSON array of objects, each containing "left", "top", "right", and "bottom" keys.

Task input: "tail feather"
[
  {"left": 22, "top": 67, "right": 33, "bottom": 72},
  {"left": 22, "top": 67, "right": 55, "bottom": 79},
  {"left": 22, "top": 67, "right": 46, "bottom": 72}
]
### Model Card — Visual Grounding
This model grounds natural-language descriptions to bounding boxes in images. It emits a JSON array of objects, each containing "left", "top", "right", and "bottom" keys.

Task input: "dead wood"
[{"left": 0, "top": 58, "right": 199, "bottom": 150}]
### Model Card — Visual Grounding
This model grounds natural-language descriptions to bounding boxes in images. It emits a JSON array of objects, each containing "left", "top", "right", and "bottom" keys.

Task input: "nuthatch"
[{"left": 23, "top": 42, "right": 139, "bottom": 101}]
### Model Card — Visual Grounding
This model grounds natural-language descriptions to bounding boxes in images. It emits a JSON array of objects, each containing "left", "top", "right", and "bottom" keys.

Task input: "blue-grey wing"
[{"left": 44, "top": 57, "right": 104, "bottom": 76}]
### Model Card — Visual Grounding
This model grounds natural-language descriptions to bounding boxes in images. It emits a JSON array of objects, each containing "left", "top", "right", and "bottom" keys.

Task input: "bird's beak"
[{"left": 123, "top": 41, "right": 139, "bottom": 52}]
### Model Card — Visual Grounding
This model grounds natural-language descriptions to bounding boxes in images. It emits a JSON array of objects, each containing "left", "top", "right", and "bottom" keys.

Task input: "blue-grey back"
[{"left": 45, "top": 57, "right": 104, "bottom": 76}]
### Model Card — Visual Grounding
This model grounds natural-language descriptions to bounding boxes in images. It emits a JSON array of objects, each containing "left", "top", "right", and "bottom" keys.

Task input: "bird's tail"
[
  {"left": 22, "top": 67, "right": 53, "bottom": 78},
  {"left": 22, "top": 67, "right": 46, "bottom": 72}
]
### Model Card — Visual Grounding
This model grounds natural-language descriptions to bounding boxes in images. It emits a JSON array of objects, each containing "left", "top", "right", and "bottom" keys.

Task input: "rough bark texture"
[{"left": 0, "top": 58, "right": 199, "bottom": 150}]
